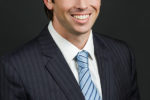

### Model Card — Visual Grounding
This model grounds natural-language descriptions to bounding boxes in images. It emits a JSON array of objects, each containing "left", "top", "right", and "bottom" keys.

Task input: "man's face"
[{"left": 47, "top": 0, "right": 100, "bottom": 36}]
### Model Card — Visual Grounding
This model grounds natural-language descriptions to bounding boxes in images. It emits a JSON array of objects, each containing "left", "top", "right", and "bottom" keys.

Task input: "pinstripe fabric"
[
  {"left": 0, "top": 26, "right": 140, "bottom": 100},
  {"left": 76, "top": 50, "right": 101, "bottom": 100}
]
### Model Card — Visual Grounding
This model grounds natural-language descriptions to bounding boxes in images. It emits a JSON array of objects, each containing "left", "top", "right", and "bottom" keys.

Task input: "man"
[{"left": 0, "top": 0, "right": 140, "bottom": 100}]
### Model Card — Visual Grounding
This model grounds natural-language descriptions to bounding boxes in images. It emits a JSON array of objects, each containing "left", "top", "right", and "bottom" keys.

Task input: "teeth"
[{"left": 73, "top": 15, "right": 89, "bottom": 20}]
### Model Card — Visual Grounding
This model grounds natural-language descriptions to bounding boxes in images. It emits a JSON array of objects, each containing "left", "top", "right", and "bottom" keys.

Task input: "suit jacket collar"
[{"left": 37, "top": 26, "right": 110, "bottom": 100}]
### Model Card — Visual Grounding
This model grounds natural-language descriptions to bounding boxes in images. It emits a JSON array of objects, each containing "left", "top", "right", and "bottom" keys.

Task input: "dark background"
[{"left": 0, "top": 0, "right": 149, "bottom": 99}]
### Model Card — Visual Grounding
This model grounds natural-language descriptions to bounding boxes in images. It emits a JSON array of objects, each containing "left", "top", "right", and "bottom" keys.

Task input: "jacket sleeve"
[
  {"left": 128, "top": 47, "right": 140, "bottom": 100},
  {"left": 0, "top": 60, "right": 27, "bottom": 100}
]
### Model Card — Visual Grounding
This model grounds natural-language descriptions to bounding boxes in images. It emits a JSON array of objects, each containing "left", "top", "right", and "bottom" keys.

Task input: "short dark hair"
[{"left": 44, "top": 0, "right": 54, "bottom": 20}]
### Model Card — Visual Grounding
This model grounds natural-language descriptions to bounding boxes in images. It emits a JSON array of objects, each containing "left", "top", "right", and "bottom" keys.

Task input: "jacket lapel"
[
  {"left": 93, "top": 33, "right": 111, "bottom": 100},
  {"left": 37, "top": 26, "right": 85, "bottom": 100}
]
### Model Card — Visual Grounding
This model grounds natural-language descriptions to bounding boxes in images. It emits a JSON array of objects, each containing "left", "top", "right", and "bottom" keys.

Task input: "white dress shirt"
[{"left": 48, "top": 21, "right": 102, "bottom": 99}]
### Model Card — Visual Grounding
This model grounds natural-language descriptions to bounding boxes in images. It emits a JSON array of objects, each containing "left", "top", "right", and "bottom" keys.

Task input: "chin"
[
  {"left": 74, "top": 27, "right": 91, "bottom": 34},
  {"left": 73, "top": 29, "right": 91, "bottom": 35}
]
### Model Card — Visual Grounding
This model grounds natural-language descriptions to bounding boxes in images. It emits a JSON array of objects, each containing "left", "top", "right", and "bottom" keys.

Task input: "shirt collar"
[
  {"left": 82, "top": 31, "right": 94, "bottom": 60},
  {"left": 48, "top": 21, "right": 95, "bottom": 65}
]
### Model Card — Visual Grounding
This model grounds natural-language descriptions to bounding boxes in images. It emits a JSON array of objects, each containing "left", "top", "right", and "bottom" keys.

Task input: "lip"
[{"left": 71, "top": 13, "right": 91, "bottom": 24}]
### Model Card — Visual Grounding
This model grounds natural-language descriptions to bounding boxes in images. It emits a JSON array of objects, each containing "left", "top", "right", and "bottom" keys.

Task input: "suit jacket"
[{"left": 0, "top": 26, "right": 140, "bottom": 100}]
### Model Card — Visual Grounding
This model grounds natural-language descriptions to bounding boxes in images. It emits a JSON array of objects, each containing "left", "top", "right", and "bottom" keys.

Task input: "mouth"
[
  {"left": 72, "top": 14, "right": 90, "bottom": 20},
  {"left": 71, "top": 13, "right": 91, "bottom": 24}
]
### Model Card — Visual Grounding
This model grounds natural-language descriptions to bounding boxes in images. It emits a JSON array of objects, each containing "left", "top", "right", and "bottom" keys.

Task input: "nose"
[{"left": 75, "top": 0, "right": 89, "bottom": 10}]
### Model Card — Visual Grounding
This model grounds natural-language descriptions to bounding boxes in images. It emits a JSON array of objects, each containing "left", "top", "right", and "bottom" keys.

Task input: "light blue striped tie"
[{"left": 76, "top": 50, "right": 101, "bottom": 100}]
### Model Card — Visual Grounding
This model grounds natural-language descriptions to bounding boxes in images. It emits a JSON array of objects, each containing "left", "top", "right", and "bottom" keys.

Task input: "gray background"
[{"left": 0, "top": 0, "right": 149, "bottom": 99}]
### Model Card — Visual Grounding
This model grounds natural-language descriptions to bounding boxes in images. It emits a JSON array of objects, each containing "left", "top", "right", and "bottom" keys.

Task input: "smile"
[
  {"left": 71, "top": 13, "right": 91, "bottom": 24},
  {"left": 73, "top": 14, "right": 90, "bottom": 20}
]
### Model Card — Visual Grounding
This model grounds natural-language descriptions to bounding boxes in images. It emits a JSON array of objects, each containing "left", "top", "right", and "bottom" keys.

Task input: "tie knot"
[
  {"left": 76, "top": 50, "right": 89, "bottom": 69},
  {"left": 77, "top": 50, "right": 88, "bottom": 58}
]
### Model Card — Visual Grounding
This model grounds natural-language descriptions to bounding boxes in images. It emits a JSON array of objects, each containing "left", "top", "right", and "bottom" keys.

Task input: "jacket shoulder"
[
  {"left": 93, "top": 32, "right": 134, "bottom": 63},
  {"left": 0, "top": 34, "right": 40, "bottom": 64},
  {"left": 93, "top": 32, "right": 131, "bottom": 50}
]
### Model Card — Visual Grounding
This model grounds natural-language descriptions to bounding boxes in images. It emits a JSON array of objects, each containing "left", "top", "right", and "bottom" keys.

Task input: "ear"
[{"left": 43, "top": 0, "right": 53, "bottom": 10}]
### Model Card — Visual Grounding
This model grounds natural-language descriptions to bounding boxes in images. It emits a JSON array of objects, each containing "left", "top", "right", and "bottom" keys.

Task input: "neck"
[
  {"left": 52, "top": 22, "right": 91, "bottom": 50},
  {"left": 61, "top": 32, "right": 90, "bottom": 50}
]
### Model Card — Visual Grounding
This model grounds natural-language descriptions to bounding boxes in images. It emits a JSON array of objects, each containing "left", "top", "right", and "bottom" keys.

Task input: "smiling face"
[{"left": 44, "top": 0, "right": 101, "bottom": 36}]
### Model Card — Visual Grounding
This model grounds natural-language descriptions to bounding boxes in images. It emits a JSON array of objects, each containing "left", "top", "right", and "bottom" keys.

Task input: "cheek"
[
  {"left": 89, "top": 0, "right": 101, "bottom": 9},
  {"left": 56, "top": 0, "right": 76, "bottom": 10}
]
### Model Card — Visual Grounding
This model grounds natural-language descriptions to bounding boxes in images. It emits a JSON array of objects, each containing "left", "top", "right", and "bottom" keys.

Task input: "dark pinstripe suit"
[{"left": 0, "top": 26, "right": 140, "bottom": 100}]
